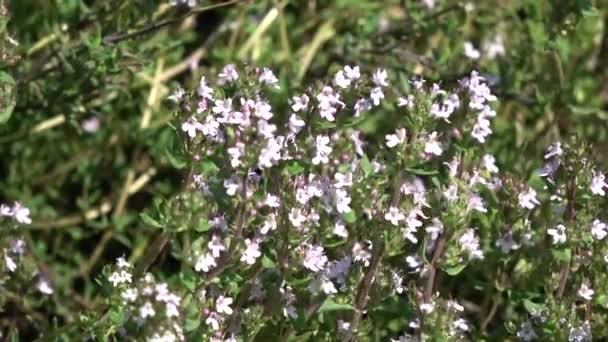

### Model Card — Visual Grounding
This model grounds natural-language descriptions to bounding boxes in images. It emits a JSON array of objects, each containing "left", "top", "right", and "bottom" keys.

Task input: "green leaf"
[
  {"left": 596, "top": 294, "right": 608, "bottom": 309},
  {"left": 109, "top": 308, "right": 125, "bottom": 325},
  {"left": 200, "top": 159, "right": 220, "bottom": 174},
  {"left": 261, "top": 255, "right": 276, "bottom": 269},
  {"left": 522, "top": 299, "right": 546, "bottom": 315},
  {"left": 406, "top": 167, "right": 438, "bottom": 176},
  {"left": 194, "top": 220, "right": 211, "bottom": 232},
  {"left": 165, "top": 147, "right": 187, "bottom": 169},
  {"left": 342, "top": 210, "right": 356, "bottom": 224},
  {"left": 185, "top": 318, "right": 201, "bottom": 332},
  {"left": 360, "top": 153, "right": 374, "bottom": 177},
  {"left": 552, "top": 248, "right": 571, "bottom": 263},
  {"left": 318, "top": 298, "right": 353, "bottom": 313},
  {"left": 140, "top": 212, "right": 163, "bottom": 229},
  {"left": 441, "top": 264, "right": 467, "bottom": 276},
  {"left": 284, "top": 161, "right": 306, "bottom": 176}
]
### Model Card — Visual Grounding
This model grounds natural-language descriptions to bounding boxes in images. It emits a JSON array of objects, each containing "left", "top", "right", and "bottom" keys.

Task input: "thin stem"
[
  {"left": 423, "top": 232, "right": 448, "bottom": 302},
  {"left": 556, "top": 175, "right": 576, "bottom": 298},
  {"left": 346, "top": 174, "right": 403, "bottom": 341},
  {"left": 102, "top": 0, "right": 245, "bottom": 45}
]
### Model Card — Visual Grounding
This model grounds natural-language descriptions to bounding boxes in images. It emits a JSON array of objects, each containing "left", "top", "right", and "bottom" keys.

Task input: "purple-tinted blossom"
[
  {"left": 302, "top": 244, "right": 328, "bottom": 272},
  {"left": 518, "top": 188, "right": 540, "bottom": 210},
  {"left": 258, "top": 67, "right": 280, "bottom": 89},
  {"left": 590, "top": 171, "right": 608, "bottom": 196},
  {"left": 218, "top": 64, "right": 238, "bottom": 85}
]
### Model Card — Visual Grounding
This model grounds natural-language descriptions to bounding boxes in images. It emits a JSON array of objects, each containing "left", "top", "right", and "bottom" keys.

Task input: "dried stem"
[{"left": 423, "top": 232, "right": 448, "bottom": 302}]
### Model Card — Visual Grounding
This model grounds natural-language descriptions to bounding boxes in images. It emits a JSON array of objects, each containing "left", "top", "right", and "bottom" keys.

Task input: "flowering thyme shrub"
[{"left": 76, "top": 63, "right": 602, "bottom": 341}]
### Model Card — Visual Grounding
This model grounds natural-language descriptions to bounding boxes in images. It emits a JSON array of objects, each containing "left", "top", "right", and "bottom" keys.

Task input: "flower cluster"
[
  {"left": 106, "top": 257, "right": 185, "bottom": 341},
  {"left": 107, "top": 63, "right": 608, "bottom": 340}
]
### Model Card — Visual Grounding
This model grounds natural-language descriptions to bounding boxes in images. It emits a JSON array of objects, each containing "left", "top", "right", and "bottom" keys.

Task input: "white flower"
[
  {"left": 578, "top": 283, "right": 594, "bottom": 301},
  {"left": 420, "top": 302, "right": 435, "bottom": 314},
  {"left": 259, "top": 67, "right": 280, "bottom": 88},
  {"left": 385, "top": 207, "right": 405, "bottom": 226},
  {"left": 547, "top": 224, "right": 567, "bottom": 245},
  {"left": 241, "top": 239, "right": 262, "bottom": 265},
  {"left": 291, "top": 94, "right": 309, "bottom": 112},
  {"left": 354, "top": 98, "right": 372, "bottom": 116},
  {"left": 218, "top": 64, "right": 238, "bottom": 85},
  {"left": 451, "top": 318, "right": 470, "bottom": 332},
  {"left": 459, "top": 228, "right": 484, "bottom": 259},
  {"left": 344, "top": 65, "right": 361, "bottom": 80},
  {"left": 205, "top": 312, "right": 222, "bottom": 331},
  {"left": 208, "top": 235, "right": 226, "bottom": 258},
  {"left": 518, "top": 188, "right": 540, "bottom": 209},
  {"left": 139, "top": 301, "right": 156, "bottom": 320},
  {"left": 261, "top": 213, "right": 277, "bottom": 235},
  {"left": 424, "top": 131, "right": 443, "bottom": 156},
  {"left": 167, "top": 86, "right": 185, "bottom": 103},
  {"left": 352, "top": 242, "right": 371, "bottom": 266},
  {"left": 288, "top": 114, "right": 305, "bottom": 134},
  {"left": 386, "top": 128, "right": 407, "bottom": 148},
  {"left": 425, "top": 218, "right": 444, "bottom": 241},
  {"left": 181, "top": 117, "right": 201, "bottom": 138},
  {"left": 483, "top": 34, "right": 505, "bottom": 59},
  {"left": 195, "top": 252, "right": 217, "bottom": 272},
  {"left": 227, "top": 142, "right": 245, "bottom": 168},
  {"left": 303, "top": 244, "right": 327, "bottom": 272},
  {"left": 544, "top": 142, "right": 563, "bottom": 159},
  {"left": 288, "top": 208, "right": 307, "bottom": 228},
  {"left": 421, "top": 0, "right": 436, "bottom": 9},
  {"left": 372, "top": 68, "right": 388, "bottom": 87},
  {"left": 317, "top": 86, "right": 343, "bottom": 121},
  {"left": 468, "top": 193, "right": 487, "bottom": 213},
  {"left": 265, "top": 194, "right": 281, "bottom": 208},
  {"left": 463, "top": 41, "right": 480, "bottom": 60},
  {"left": 4, "top": 254, "right": 17, "bottom": 272},
  {"left": 482, "top": 154, "right": 499, "bottom": 173},
  {"left": 398, "top": 95, "right": 415, "bottom": 109},
  {"left": 590, "top": 171, "right": 608, "bottom": 196},
  {"left": 590, "top": 219, "right": 607, "bottom": 240},
  {"left": 197, "top": 76, "right": 214, "bottom": 99},
  {"left": 333, "top": 219, "right": 348, "bottom": 238},
  {"left": 334, "top": 172, "right": 353, "bottom": 189},
  {"left": 370, "top": 87, "right": 384, "bottom": 106},
  {"left": 312, "top": 135, "right": 332, "bottom": 165},
  {"left": 447, "top": 300, "right": 464, "bottom": 312},
  {"left": 121, "top": 288, "right": 138, "bottom": 302},
  {"left": 116, "top": 256, "right": 131, "bottom": 269},
  {"left": 108, "top": 269, "right": 132, "bottom": 287},
  {"left": 405, "top": 255, "right": 421, "bottom": 271},
  {"left": 12, "top": 202, "right": 31, "bottom": 225},
  {"left": 82, "top": 117, "right": 100, "bottom": 133},
  {"left": 334, "top": 70, "right": 351, "bottom": 88},
  {"left": 223, "top": 176, "right": 242, "bottom": 196},
  {"left": 334, "top": 189, "right": 352, "bottom": 213},
  {"left": 216, "top": 295, "right": 234, "bottom": 315}
]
